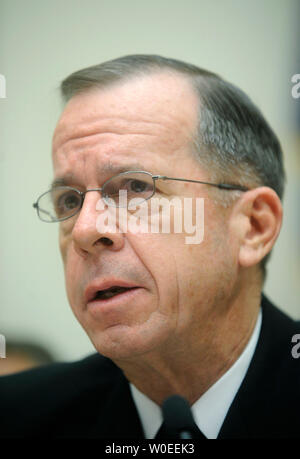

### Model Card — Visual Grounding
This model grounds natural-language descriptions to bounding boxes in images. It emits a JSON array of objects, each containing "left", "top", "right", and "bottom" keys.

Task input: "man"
[{"left": 1, "top": 55, "right": 299, "bottom": 438}]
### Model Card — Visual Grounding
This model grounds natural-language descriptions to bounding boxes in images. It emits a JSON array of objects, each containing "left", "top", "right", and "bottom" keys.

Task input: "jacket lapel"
[
  {"left": 90, "top": 367, "right": 145, "bottom": 438},
  {"left": 218, "top": 294, "right": 299, "bottom": 438}
]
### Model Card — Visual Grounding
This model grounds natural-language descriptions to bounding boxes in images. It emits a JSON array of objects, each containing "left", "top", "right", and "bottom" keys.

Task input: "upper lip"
[{"left": 84, "top": 279, "right": 141, "bottom": 303}]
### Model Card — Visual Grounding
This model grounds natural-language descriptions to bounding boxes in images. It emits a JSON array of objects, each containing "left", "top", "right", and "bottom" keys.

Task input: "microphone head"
[{"left": 161, "top": 395, "right": 199, "bottom": 439}]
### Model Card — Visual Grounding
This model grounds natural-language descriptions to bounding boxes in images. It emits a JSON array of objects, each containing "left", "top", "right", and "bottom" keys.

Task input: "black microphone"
[{"left": 160, "top": 395, "right": 205, "bottom": 439}]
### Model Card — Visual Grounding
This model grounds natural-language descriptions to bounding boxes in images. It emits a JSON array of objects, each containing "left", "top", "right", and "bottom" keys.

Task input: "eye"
[
  {"left": 127, "top": 179, "right": 152, "bottom": 193},
  {"left": 54, "top": 190, "right": 81, "bottom": 217},
  {"left": 102, "top": 172, "right": 155, "bottom": 205}
]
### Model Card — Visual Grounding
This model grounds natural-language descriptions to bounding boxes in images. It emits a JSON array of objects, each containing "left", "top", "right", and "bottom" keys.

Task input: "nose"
[{"left": 71, "top": 191, "right": 124, "bottom": 257}]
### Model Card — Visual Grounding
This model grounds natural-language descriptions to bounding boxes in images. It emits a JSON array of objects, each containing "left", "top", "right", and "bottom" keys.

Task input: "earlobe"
[{"left": 237, "top": 187, "right": 283, "bottom": 268}]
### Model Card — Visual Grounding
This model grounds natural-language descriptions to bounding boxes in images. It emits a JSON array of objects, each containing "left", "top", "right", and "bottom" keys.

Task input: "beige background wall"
[{"left": 1, "top": 0, "right": 299, "bottom": 361}]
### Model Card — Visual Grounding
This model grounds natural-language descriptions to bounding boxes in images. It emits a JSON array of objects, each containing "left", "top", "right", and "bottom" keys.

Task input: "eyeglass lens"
[{"left": 37, "top": 172, "right": 155, "bottom": 221}]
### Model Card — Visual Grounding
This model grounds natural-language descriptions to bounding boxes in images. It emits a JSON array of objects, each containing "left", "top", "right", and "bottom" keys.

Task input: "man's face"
[{"left": 52, "top": 73, "right": 237, "bottom": 361}]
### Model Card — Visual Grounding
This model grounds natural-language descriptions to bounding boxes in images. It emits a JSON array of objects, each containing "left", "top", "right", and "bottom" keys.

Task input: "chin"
[{"left": 88, "top": 323, "right": 169, "bottom": 361}]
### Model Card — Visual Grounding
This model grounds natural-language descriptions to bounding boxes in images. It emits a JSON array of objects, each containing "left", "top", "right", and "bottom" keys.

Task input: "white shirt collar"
[{"left": 130, "top": 309, "right": 262, "bottom": 439}]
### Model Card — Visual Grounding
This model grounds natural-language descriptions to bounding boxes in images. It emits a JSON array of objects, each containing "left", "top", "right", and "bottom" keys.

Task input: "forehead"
[{"left": 52, "top": 72, "right": 200, "bottom": 179}]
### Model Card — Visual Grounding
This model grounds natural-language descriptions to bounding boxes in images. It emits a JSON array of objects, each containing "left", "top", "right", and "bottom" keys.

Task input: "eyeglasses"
[{"left": 33, "top": 170, "right": 249, "bottom": 223}]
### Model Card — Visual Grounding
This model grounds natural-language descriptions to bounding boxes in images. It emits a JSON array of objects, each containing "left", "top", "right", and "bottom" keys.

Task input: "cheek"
[
  {"left": 174, "top": 213, "right": 234, "bottom": 292},
  {"left": 63, "top": 252, "right": 86, "bottom": 319},
  {"left": 63, "top": 252, "right": 75, "bottom": 298},
  {"left": 59, "top": 219, "right": 75, "bottom": 262},
  {"left": 126, "top": 232, "right": 180, "bottom": 305},
  {"left": 59, "top": 235, "right": 67, "bottom": 265},
  {"left": 59, "top": 227, "right": 78, "bottom": 300}
]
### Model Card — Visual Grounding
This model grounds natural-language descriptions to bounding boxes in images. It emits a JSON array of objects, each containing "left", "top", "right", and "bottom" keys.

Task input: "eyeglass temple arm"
[
  {"left": 33, "top": 202, "right": 57, "bottom": 221},
  {"left": 153, "top": 175, "right": 249, "bottom": 192}
]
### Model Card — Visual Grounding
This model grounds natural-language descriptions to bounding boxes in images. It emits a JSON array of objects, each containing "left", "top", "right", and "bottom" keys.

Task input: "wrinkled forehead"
[{"left": 52, "top": 72, "right": 199, "bottom": 156}]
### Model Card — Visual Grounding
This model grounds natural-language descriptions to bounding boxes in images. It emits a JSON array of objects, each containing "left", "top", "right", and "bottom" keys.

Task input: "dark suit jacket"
[{"left": 0, "top": 294, "right": 299, "bottom": 438}]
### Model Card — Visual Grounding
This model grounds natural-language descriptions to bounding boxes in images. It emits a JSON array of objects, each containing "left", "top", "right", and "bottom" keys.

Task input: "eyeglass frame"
[{"left": 33, "top": 170, "right": 250, "bottom": 223}]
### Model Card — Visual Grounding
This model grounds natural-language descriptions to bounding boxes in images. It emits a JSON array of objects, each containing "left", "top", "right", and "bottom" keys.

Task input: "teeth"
[{"left": 95, "top": 286, "right": 131, "bottom": 300}]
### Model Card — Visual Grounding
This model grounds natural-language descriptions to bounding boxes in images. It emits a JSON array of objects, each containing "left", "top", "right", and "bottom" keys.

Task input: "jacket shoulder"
[
  {"left": 0, "top": 353, "right": 123, "bottom": 437},
  {"left": 0, "top": 352, "right": 119, "bottom": 394}
]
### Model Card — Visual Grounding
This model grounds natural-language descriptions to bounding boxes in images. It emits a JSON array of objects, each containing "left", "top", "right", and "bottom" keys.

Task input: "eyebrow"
[{"left": 50, "top": 162, "right": 149, "bottom": 189}]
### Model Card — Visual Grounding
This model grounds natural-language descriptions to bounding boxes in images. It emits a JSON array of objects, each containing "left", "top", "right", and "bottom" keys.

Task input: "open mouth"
[{"left": 92, "top": 286, "right": 138, "bottom": 301}]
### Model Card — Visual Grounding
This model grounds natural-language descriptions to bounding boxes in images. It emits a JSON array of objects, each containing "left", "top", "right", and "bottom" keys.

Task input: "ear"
[{"left": 230, "top": 187, "right": 283, "bottom": 268}]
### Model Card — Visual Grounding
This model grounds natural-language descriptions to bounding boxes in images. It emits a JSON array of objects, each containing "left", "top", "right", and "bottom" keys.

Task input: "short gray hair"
[{"left": 61, "top": 54, "right": 286, "bottom": 277}]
